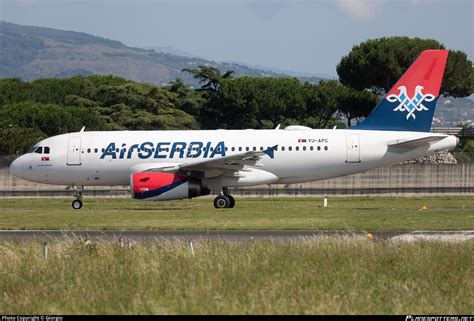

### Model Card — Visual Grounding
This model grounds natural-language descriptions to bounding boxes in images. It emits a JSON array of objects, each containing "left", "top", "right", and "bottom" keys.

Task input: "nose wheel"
[
  {"left": 214, "top": 189, "right": 235, "bottom": 208},
  {"left": 68, "top": 185, "right": 84, "bottom": 210},
  {"left": 72, "top": 199, "right": 83, "bottom": 210}
]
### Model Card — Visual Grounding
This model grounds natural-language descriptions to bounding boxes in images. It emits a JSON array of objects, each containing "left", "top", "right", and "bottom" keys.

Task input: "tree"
[
  {"left": 337, "top": 37, "right": 473, "bottom": 97},
  {"left": 0, "top": 75, "right": 201, "bottom": 153},
  {"left": 200, "top": 78, "right": 258, "bottom": 129},
  {"left": 0, "top": 127, "right": 46, "bottom": 155},
  {"left": 336, "top": 87, "right": 379, "bottom": 128},
  {"left": 166, "top": 78, "right": 206, "bottom": 118},
  {"left": 181, "top": 65, "right": 234, "bottom": 91},
  {"left": 303, "top": 81, "right": 340, "bottom": 128},
  {"left": 199, "top": 77, "right": 345, "bottom": 130}
]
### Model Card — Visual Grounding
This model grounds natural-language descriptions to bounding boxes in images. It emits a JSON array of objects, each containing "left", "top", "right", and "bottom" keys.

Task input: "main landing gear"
[
  {"left": 214, "top": 188, "right": 235, "bottom": 209},
  {"left": 69, "top": 185, "right": 84, "bottom": 210}
]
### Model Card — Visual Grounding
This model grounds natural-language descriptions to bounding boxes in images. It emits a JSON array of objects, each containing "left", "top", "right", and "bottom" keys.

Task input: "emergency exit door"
[
  {"left": 67, "top": 138, "right": 82, "bottom": 165},
  {"left": 345, "top": 135, "right": 361, "bottom": 163}
]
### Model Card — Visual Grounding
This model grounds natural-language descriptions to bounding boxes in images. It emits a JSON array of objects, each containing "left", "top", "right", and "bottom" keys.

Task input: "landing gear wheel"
[
  {"left": 72, "top": 199, "right": 83, "bottom": 210},
  {"left": 68, "top": 184, "right": 84, "bottom": 210},
  {"left": 214, "top": 194, "right": 231, "bottom": 209},
  {"left": 228, "top": 195, "right": 235, "bottom": 208}
]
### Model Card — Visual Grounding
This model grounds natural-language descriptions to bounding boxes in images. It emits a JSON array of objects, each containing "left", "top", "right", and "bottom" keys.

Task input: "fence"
[
  {"left": 1, "top": 164, "right": 473, "bottom": 197},
  {"left": 431, "top": 127, "right": 474, "bottom": 137}
]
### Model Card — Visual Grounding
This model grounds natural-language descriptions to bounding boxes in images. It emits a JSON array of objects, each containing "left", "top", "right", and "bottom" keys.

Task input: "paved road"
[{"left": 0, "top": 230, "right": 472, "bottom": 242}]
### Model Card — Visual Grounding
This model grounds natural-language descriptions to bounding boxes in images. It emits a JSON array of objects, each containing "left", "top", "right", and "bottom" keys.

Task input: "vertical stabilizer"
[{"left": 353, "top": 50, "right": 448, "bottom": 132}]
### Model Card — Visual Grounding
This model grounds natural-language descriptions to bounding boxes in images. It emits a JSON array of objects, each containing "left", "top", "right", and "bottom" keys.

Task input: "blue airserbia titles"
[{"left": 100, "top": 141, "right": 226, "bottom": 159}]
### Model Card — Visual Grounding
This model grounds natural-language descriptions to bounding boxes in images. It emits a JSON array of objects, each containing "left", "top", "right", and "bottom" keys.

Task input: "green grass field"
[
  {"left": 0, "top": 239, "right": 472, "bottom": 314},
  {"left": 0, "top": 196, "right": 473, "bottom": 231}
]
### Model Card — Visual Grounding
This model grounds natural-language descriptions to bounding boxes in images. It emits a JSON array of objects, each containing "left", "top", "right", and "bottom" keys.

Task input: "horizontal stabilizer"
[{"left": 387, "top": 136, "right": 446, "bottom": 148}]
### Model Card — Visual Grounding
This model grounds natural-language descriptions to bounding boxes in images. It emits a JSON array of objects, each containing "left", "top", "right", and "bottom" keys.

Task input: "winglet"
[{"left": 263, "top": 145, "right": 278, "bottom": 159}]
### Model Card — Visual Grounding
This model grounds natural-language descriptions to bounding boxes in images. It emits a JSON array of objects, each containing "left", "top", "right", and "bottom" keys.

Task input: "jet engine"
[{"left": 130, "top": 172, "right": 209, "bottom": 201}]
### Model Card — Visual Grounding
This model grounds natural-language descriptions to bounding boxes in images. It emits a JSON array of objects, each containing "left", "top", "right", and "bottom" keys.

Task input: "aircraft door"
[
  {"left": 345, "top": 135, "right": 361, "bottom": 163},
  {"left": 67, "top": 138, "right": 82, "bottom": 166}
]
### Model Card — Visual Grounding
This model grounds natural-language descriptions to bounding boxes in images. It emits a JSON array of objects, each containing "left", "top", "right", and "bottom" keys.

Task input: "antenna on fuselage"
[
  {"left": 275, "top": 124, "right": 281, "bottom": 130},
  {"left": 80, "top": 126, "right": 85, "bottom": 132}
]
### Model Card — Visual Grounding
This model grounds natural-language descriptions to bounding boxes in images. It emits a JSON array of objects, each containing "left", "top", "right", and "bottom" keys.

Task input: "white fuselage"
[{"left": 10, "top": 128, "right": 457, "bottom": 191}]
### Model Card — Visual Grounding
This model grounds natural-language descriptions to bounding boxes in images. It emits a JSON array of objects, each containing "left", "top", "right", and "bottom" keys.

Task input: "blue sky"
[{"left": 1, "top": 0, "right": 473, "bottom": 77}]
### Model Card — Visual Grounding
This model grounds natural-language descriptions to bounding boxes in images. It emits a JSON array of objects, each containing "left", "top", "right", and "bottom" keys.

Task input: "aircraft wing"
[
  {"left": 144, "top": 145, "right": 278, "bottom": 174},
  {"left": 387, "top": 136, "right": 447, "bottom": 148}
]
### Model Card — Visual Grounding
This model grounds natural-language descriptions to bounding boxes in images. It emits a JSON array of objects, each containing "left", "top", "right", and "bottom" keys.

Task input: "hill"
[
  {"left": 0, "top": 21, "right": 324, "bottom": 86},
  {"left": 433, "top": 97, "right": 474, "bottom": 127}
]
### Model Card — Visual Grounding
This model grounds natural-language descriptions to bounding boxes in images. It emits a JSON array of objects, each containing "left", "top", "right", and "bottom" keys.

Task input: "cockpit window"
[
  {"left": 28, "top": 146, "right": 50, "bottom": 154},
  {"left": 27, "top": 146, "right": 38, "bottom": 153}
]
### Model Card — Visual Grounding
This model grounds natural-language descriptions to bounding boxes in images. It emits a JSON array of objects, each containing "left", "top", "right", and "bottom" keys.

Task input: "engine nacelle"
[{"left": 130, "top": 172, "right": 209, "bottom": 201}]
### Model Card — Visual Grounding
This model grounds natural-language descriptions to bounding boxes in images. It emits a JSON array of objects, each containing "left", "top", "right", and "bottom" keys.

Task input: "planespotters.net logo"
[{"left": 406, "top": 316, "right": 474, "bottom": 321}]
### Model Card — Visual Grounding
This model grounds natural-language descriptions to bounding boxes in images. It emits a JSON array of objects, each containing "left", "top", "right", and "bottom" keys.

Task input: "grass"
[
  {"left": 0, "top": 238, "right": 472, "bottom": 314},
  {"left": 0, "top": 196, "right": 473, "bottom": 231}
]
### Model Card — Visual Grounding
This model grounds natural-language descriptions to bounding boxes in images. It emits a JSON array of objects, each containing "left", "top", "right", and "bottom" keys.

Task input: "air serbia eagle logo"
[{"left": 386, "top": 85, "right": 436, "bottom": 120}]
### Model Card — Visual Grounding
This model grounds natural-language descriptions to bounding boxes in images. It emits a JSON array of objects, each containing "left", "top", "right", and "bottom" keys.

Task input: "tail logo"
[{"left": 387, "top": 85, "right": 436, "bottom": 120}]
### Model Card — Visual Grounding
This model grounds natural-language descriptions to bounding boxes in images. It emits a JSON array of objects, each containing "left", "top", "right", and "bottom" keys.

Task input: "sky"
[{"left": 1, "top": 0, "right": 473, "bottom": 78}]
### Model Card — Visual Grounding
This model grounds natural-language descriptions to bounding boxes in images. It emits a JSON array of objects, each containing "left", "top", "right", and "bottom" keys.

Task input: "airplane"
[{"left": 9, "top": 49, "right": 458, "bottom": 210}]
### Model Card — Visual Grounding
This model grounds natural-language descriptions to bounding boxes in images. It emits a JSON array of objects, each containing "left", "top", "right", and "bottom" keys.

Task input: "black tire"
[
  {"left": 214, "top": 195, "right": 230, "bottom": 209},
  {"left": 228, "top": 195, "right": 235, "bottom": 208},
  {"left": 72, "top": 199, "right": 83, "bottom": 210}
]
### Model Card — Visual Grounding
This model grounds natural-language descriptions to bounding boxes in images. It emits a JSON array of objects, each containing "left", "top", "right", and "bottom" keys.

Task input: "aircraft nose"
[{"left": 10, "top": 156, "right": 25, "bottom": 179}]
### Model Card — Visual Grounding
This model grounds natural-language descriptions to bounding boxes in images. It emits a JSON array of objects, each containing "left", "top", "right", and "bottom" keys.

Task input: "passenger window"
[
  {"left": 303, "top": 146, "right": 306, "bottom": 151},
  {"left": 289, "top": 146, "right": 292, "bottom": 151},
  {"left": 239, "top": 147, "right": 242, "bottom": 152},
  {"left": 282, "top": 146, "right": 285, "bottom": 151},
  {"left": 246, "top": 147, "right": 249, "bottom": 151},
  {"left": 44, "top": 147, "right": 50, "bottom": 154},
  {"left": 324, "top": 146, "right": 328, "bottom": 151},
  {"left": 94, "top": 148, "right": 98, "bottom": 153},
  {"left": 87, "top": 148, "right": 91, "bottom": 153},
  {"left": 253, "top": 147, "right": 256, "bottom": 151},
  {"left": 310, "top": 146, "right": 314, "bottom": 151},
  {"left": 35, "top": 147, "right": 43, "bottom": 154},
  {"left": 317, "top": 146, "right": 321, "bottom": 151},
  {"left": 231, "top": 147, "right": 235, "bottom": 152},
  {"left": 296, "top": 147, "right": 299, "bottom": 151}
]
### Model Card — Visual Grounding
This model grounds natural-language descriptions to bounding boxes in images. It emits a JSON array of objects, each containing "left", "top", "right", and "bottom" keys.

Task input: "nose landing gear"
[
  {"left": 214, "top": 188, "right": 235, "bottom": 209},
  {"left": 68, "top": 185, "right": 84, "bottom": 210},
  {"left": 72, "top": 199, "right": 83, "bottom": 210}
]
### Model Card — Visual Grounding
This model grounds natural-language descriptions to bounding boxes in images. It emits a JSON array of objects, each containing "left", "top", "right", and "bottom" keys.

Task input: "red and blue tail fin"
[{"left": 353, "top": 50, "right": 448, "bottom": 132}]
